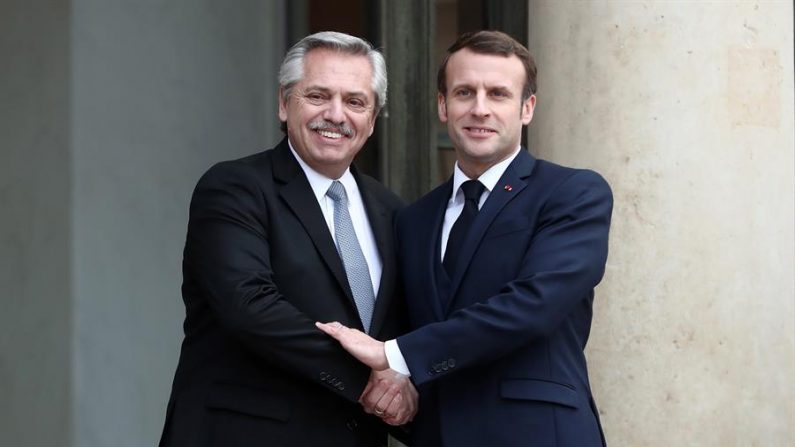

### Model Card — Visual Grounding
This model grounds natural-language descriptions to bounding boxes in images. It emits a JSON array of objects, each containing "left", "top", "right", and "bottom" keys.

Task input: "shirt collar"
[
  {"left": 288, "top": 139, "right": 356, "bottom": 202},
  {"left": 450, "top": 145, "right": 522, "bottom": 202}
]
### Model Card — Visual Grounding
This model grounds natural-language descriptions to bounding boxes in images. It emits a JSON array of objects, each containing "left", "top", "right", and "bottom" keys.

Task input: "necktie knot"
[
  {"left": 460, "top": 180, "right": 485, "bottom": 205},
  {"left": 326, "top": 180, "right": 348, "bottom": 205}
]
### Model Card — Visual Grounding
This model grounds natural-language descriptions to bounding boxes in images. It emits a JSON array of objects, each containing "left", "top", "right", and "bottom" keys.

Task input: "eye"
[
  {"left": 491, "top": 89, "right": 510, "bottom": 98},
  {"left": 454, "top": 89, "right": 472, "bottom": 97},
  {"left": 304, "top": 92, "right": 327, "bottom": 104},
  {"left": 347, "top": 97, "right": 367, "bottom": 110},
  {"left": 346, "top": 97, "right": 370, "bottom": 112}
]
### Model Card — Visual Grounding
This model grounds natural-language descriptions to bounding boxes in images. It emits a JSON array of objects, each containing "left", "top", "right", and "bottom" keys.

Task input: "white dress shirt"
[
  {"left": 288, "top": 142, "right": 382, "bottom": 297},
  {"left": 385, "top": 146, "right": 523, "bottom": 376}
]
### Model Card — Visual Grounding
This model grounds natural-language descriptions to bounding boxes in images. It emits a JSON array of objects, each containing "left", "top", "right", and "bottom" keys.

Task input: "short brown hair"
[{"left": 437, "top": 30, "right": 537, "bottom": 101}]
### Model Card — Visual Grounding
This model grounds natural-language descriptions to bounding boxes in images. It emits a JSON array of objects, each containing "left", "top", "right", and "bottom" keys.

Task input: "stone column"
[
  {"left": 380, "top": 0, "right": 437, "bottom": 200},
  {"left": 527, "top": 1, "right": 794, "bottom": 445}
]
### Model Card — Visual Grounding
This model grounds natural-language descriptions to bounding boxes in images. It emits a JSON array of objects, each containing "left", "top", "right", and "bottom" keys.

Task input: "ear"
[
  {"left": 278, "top": 87, "right": 288, "bottom": 122},
  {"left": 367, "top": 112, "right": 376, "bottom": 137},
  {"left": 521, "top": 94, "right": 536, "bottom": 125},
  {"left": 437, "top": 93, "right": 448, "bottom": 123}
]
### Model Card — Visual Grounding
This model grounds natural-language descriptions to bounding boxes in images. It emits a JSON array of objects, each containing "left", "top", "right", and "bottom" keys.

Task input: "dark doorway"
[{"left": 286, "top": 0, "right": 528, "bottom": 200}]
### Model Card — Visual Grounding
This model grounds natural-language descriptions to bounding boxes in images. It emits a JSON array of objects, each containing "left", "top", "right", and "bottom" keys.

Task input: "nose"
[
  {"left": 470, "top": 91, "right": 490, "bottom": 118},
  {"left": 323, "top": 96, "right": 346, "bottom": 124}
]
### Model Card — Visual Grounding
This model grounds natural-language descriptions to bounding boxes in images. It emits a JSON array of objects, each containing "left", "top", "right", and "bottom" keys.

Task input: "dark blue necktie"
[{"left": 443, "top": 180, "right": 485, "bottom": 277}]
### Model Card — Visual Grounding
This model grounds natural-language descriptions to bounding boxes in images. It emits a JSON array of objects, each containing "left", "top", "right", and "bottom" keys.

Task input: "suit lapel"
[
  {"left": 272, "top": 141, "right": 354, "bottom": 305},
  {"left": 425, "top": 180, "right": 454, "bottom": 320},
  {"left": 446, "top": 150, "right": 537, "bottom": 312},
  {"left": 356, "top": 171, "right": 395, "bottom": 336}
]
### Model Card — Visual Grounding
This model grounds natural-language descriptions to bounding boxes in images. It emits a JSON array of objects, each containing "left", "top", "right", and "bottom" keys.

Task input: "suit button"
[
  {"left": 346, "top": 418, "right": 359, "bottom": 431},
  {"left": 442, "top": 363, "right": 449, "bottom": 371},
  {"left": 447, "top": 359, "right": 456, "bottom": 368},
  {"left": 338, "top": 383, "right": 345, "bottom": 391}
]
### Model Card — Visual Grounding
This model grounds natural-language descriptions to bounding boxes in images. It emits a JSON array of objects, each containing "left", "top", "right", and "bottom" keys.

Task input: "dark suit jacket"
[
  {"left": 395, "top": 149, "right": 612, "bottom": 447},
  {"left": 160, "top": 139, "right": 405, "bottom": 447}
]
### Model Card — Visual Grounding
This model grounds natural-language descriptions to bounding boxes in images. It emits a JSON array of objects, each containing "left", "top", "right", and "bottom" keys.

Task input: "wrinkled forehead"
[{"left": 301, "top": 49, "right": 375, "bottom": 93}]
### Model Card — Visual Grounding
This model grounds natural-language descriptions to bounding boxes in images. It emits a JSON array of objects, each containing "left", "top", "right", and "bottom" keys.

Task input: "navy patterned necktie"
[
  {"left": 443, "top": 180, "right": 485, "bottom": 277},
  {"left": 326, "top": 180, "right": 376, "bottom": 333}
]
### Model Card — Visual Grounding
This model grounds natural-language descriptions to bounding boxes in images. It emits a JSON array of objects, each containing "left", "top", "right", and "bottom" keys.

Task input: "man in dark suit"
[
  {"left": 159, "top": 31, "right": 416, "bottom": 447},
  {"left": 318, "top": 31, "right": 613, "bottom": 446}
]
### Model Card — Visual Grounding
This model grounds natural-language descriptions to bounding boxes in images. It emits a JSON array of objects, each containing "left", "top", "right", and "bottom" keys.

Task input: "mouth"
[
  {"left": 316, "top": 129, "right": 345, "bottom": 139},
  {"left": 463, "top": 126, "right": 497, "bottom": 136},
  {"left": 309, "top": 121, "right": 353, "bottom": 141}
]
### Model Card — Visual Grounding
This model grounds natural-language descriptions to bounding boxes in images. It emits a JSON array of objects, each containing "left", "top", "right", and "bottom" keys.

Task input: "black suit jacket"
[{"left": 160, "top": 139, "right": 405, "bottom": 447}]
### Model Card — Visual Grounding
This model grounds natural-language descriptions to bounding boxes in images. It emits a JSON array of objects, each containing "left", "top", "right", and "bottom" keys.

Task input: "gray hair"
[{"left": 278, "top": 31, "right": 387, "bottom": 113}]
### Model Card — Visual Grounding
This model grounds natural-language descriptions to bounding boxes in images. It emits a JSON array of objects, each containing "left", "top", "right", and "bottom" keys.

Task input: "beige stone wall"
[{"left": 528, "top": 1, "right": 795, "bottom": 445}]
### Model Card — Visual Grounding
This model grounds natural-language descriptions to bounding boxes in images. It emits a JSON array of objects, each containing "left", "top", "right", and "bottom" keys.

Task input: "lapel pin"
[{"left": 503, "top": 184, "right": 513, "bottom": 191}]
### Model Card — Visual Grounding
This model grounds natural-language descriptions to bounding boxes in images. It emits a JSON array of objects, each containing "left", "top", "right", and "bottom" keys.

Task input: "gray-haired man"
[{"left": 159, "top": 31, "right": 416, "bottom": 447}]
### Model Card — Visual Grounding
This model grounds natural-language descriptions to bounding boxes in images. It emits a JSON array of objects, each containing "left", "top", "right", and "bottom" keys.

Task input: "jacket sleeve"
[
  {"left": 183, "top": 161, "right": 369, "bottom": 402},
  {"left": 397, "top": 170, "right": 613, "bottom": 386}
]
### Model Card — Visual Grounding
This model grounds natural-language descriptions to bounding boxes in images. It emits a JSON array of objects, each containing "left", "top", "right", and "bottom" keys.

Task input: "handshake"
[{"left": 316, "top": 322, "right": 418, "bottom": 426}]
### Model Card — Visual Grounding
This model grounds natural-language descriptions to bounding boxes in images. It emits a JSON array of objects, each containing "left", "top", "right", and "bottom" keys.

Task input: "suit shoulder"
[
  {"left": 196, "top": 149, "right": 272, "bottom": 189},
  {"left": 533, "top": 159, "right": 612, "bottom": 194},
  {"left": 205, "top": 148, "right": 272, "bottom": 174},
  {"left": 529, "top": 161, "right": 613, "bottom": 220},
  {"left": 397, "top": 182, "right": 449, "bottom": 225},
  {"left": 356, "top": 173, "right": 405, "bottom": 211}
]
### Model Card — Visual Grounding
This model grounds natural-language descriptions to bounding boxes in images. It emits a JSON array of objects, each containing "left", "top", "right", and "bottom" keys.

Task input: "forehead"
[
  {"left": 445, "top": 48, "right": 525, "bottom": 91},
  {"left": 300, "top": 49, "right": 374, "bottom": 96}
]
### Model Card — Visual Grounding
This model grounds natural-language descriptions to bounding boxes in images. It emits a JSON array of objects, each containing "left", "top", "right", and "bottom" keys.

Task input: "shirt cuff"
[{"left": 384, "top": 339, "right": 411, "bottom": 376}]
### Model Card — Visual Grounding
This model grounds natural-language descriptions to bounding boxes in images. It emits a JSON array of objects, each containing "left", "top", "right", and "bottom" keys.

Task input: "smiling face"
[
  {"left": 439, "top": 48, "right": 536, "bottom": 178},
  {"left": 279, "top": 48, "right": 377, "bottom": 179}
]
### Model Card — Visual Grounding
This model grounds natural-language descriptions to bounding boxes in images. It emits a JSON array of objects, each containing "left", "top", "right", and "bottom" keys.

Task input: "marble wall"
[
  {"left": 527, "top": 1, "right": 795, "bottom": 445},
  {"left": 0, "top": 2, "right": 285, "bottom": 446},
  {"left": 71, "top": 2, "right": 284, "bottom": 445},
  {"left": 0, "top": 1, "right": 72, "bottom": 445}
]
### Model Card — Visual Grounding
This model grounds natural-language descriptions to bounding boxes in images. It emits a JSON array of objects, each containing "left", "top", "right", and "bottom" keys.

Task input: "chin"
[{"left": 461, "top": 146, "right": 497, "bottom": 159}]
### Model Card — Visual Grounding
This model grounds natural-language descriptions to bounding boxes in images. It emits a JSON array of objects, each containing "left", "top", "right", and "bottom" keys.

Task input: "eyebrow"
[
  {"left": 303, "top": 85, "right": 371, "bottom": 99},
  {"left": 450, "top": 82, "right": 514, "bottom": 94},
  {"left": 489, "top": 86, "right": 513, "bottom": 95}
]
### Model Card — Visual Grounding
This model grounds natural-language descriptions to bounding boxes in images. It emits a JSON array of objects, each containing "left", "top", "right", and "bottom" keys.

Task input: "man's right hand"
[
  {"left": 315, "top": 321, "right": 390, "bottom": 370},
  {"left": 360, "top": 369, "right": 418, "bottom": 426}
]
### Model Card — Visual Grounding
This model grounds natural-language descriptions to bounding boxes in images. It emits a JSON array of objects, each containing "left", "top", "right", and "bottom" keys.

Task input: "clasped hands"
[{"left": 316, "top": 321, "right": 417, "bottom": 425}]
